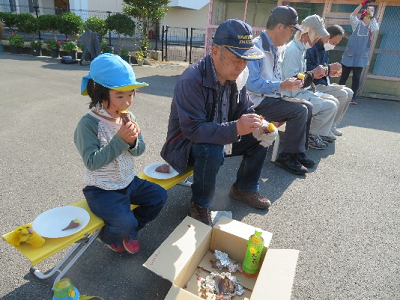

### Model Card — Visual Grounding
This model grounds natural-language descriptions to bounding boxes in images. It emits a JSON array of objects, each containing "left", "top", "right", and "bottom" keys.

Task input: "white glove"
[
  {"left": 259, "top": 130, "right": 278, "bottom": 147},
  {"left": 252, "top": 120, "right": 278, "bottom": 147}
]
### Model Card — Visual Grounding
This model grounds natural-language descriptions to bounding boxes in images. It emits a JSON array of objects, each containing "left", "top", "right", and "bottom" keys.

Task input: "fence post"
[
  {"left": 189, "top": 28, "right": 194, "bottom": 64},
  {"left": 184, "top": 27, "right": 188, "bottom": 62},
  {"left": 107, "top": 11, "right": 112, "bottom": 46},
  {"left": 161, "top": 25, "right": 165, "bottom": 61},
  {"left": 33, "top": 5, "right": 41, "bottom": 40},
  {"left": 165, "top": 26, "right": 169, "bottom": 61}
]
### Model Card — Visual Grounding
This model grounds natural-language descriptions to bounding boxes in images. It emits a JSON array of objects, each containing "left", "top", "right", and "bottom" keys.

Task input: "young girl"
[{"left": 74, "top": 53, "right": 167, "bottom": 254}]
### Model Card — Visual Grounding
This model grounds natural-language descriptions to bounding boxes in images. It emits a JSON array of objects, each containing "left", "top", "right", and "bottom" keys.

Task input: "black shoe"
[
  {"left": 189, "top": 200, "right": 211, "bottom": 226},
  {"left": 275, "top": 153, "right": 308, "bottom": 175},
  {"left": 295, "top": 153, "right": 315, "bottom": 168}
]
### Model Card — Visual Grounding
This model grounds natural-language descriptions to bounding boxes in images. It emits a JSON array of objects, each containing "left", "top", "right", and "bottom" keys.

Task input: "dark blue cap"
[{"left": 213, "top": 19, "right": 264, "bottom": 61}]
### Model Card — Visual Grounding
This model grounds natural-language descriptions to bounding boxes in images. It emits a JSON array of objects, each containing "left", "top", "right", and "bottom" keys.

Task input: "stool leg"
[
  {"left": 177, "top": 178, "right": 192, "bottom": 187},
  {"left": 271, "top": 133, "right": 280, "bottom": 162}
]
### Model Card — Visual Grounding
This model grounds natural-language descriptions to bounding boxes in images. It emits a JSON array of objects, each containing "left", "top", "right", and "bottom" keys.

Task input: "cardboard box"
[{"left": 144, "top": 216, "right": 299, "bottom": 300}]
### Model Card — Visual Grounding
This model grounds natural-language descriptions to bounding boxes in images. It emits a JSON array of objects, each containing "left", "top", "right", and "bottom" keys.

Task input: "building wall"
[{"left": 161, "top": 6, "right": 209, "bottom": 29}]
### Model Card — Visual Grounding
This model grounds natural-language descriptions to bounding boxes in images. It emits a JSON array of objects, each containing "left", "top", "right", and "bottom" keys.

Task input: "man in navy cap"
[
  {"left": 161, "top": 19, "right": 277, "bottom": 225},
  {"left": 247, "top": 6, "right": 315, "bottom": 175}
]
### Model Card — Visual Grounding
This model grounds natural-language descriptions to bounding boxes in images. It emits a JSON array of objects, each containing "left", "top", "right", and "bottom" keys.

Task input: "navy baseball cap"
[
  {"left": 213, "top": 19, "right": 264, "bottom": 61},
  {"left": 269, "top": 6, "right": 304, "bottom": 32},
  {"left": 81, "top": 53, "right": 148, "bottom": 96}
]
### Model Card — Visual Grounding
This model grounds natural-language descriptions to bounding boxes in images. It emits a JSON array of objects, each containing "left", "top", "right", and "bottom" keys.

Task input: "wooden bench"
[{"left": 2, "top": 167, "right": 193, "bottom": 285}]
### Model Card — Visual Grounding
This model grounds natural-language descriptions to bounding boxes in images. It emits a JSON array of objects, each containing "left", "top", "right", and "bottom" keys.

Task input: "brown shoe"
[
  {"left": 190, "top": 200, "right": 212, "bottom": 226},
  {"left": 229, "top": 184, "right": 271, "bottom": 209}
]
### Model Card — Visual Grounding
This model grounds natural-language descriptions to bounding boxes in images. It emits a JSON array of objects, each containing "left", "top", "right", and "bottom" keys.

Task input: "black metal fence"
[{"left": 1, "top": 3, "right": 206, "bottom": 63}]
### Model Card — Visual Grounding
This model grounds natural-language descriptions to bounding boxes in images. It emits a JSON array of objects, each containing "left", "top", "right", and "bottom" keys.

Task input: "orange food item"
[
  {"left": 118, "top": 109, "right": 131, "bottom": 124},
  {"left": 297, "top": 73, "right": 305, "bottom": 80}
]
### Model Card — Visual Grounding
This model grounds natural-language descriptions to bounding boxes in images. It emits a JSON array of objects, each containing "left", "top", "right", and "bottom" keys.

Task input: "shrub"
[
  {"left": 30, "top": 40, "right": 42, "bottom": 48},
  {"left": 45, "top": 40, "right": 62, "bottom": 50},
  {"left": 8, "top": 32, "right": 25, "bottom": 48},
  {"left": 84, "top": 17, "right": 107, "bottom": 37},
  {"left": 120, "top": 48, "right": 130, "bottom": 56},
  {"left": 62, "top": 40, "right": 78, "bottom": 52}
]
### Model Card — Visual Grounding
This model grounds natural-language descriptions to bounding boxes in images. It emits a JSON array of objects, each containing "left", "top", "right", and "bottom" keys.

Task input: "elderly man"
[
  {"left": 161, "top": 19, "right": 277, "bottom": 225},
  {"left": 306, "top": 25, "right": 353, "bottom": 136},
  {"left": 246, "top": 6, "right": 314, "bottom": 176},
  {"left": 281, "top": 14, "right": 339, "bottom": 149}
]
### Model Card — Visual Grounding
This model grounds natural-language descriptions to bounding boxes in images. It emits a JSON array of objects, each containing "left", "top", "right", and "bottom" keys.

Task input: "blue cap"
[
  {"left": 81, "top": 53, "right": 148, "bottom": 95},
  {"left": 213, "top": 19, "right": 264, "bottom": 61}
]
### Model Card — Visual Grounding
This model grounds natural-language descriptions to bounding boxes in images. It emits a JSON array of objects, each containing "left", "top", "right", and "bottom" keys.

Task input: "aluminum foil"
[{"left": 213, "top": 250, "right": 242, "bottom": 273}]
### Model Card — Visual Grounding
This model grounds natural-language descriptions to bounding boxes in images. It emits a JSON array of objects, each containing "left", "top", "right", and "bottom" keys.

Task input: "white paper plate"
[
  {"left": 144, "top": 162, "right": 179, "bottom": 180},
  {"left": 32, "top": 206, "right": 90, "bottom": 238}
]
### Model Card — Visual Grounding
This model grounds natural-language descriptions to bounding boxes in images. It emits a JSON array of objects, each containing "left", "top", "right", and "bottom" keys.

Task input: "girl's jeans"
[
  {"left": 83, "top": 176, "right": 167, "bottom": 245},
  {"left": 189, "top": 133, "right": 268, "bottom": 208}
]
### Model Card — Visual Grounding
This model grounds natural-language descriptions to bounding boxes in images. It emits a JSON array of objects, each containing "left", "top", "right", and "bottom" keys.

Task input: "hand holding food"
[
  {"left": 236, "top": 114, "right": 262, "bottom": 136},
  {"left": 281, "top": 77, "right": 303, "bottom": 92},
  {"left": 118, "top": 109, "right": 131, "bottom": 124},
  {"left": 253, "top": 118, "right": 278, "bottom": 147}
]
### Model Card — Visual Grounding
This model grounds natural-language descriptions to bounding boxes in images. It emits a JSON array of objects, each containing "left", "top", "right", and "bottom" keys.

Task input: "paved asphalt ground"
[{"left": 0, "top": 52, "right": 399, "bottom": 300}]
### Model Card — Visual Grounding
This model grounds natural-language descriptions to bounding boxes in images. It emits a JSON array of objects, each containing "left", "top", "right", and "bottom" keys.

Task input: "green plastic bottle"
[{"left": 242, "top": 230, "right": 265, "bottom": 277}]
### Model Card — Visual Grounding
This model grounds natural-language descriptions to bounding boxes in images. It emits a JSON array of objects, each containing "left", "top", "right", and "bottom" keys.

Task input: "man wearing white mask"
[
  {"left": 306, "top": 25, "right": 353, "bottom": 136},
  {"left": 281, "top": 14, "right": 338, "bottom": 149}
]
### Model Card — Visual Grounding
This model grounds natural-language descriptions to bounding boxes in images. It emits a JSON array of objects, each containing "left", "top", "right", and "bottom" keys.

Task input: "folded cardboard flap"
[
  {"left": 251, "top": 249, "right": 299, "bottom": 300},
  {"left": 143, "top": 216, "right": 212, "bottom": 285}
]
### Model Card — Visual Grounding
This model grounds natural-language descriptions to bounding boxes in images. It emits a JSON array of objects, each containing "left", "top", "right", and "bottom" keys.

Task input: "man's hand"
[
  {"left": 329, "top": 62, "right": 342, "bottom": 77},
  {"left": 236, "top": 114, "right": 262, "bottom": 136},
  {"left": 280, "top": 78, "right": 303, "bottom": 92},
  {"left": 313, "top": 65, "right": 327, "bottom": 79}
]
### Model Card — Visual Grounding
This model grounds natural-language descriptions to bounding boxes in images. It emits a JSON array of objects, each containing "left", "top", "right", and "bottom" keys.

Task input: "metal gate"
[{"left": 161, "top": 25, "right": 205, "bottom": 64}]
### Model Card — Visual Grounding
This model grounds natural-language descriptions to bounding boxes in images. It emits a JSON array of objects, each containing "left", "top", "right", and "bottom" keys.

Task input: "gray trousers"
[
  {"left": 316, "top": 85, "right": 353, "bottom": 127},
  {"left": 287, "top": 89, "right": 338, "bottom": 136},
  {"left": 254, "top": 97, "right": 312, "bottom": 154}
]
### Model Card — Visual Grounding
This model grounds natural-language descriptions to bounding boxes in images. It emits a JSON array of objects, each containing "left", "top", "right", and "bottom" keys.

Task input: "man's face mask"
[{"left": 324, "top": 42, "right": 335, "bottom": 51}]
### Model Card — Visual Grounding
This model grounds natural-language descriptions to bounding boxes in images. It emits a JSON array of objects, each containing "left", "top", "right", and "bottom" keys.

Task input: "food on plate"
[
  {"left": 155, "top": 163, "right": 170, "bottom": 173},
  {"left": 62, "top": 218, "right": 81, "bottom": 231},
  {"left": 297, "top": 73, "right": 305, "bottom": 80},
  {"left": 118, "top": 109, "right": 131, "bottom": 124}
]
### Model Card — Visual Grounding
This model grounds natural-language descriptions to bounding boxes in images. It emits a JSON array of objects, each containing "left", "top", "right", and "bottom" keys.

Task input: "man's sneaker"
[
  {"left": 309, "top": 135, "right": 327, "bottom": 150},
  {"left": 350, "top": 100, "right": 357, "bottom": 105},
  {"left": 106, "top": 242, "right": 125, "bottom": 253},
  {"left": 331, "top": 127, "right": 342, "bottom": 136},
  {"left": 190, "top": 200, "right": 211, "bottom": 225},
  {"left": 229, "top": 184, "right": 271, "bottom": 209},
  {"left": 295, "top": 152, "right": 315, "bottom": 168},
  {"left": 123, "top": 236, "right": 140, "bottom": 254},
  {"left": 275, "top": 153, "right": 308, "bottom": 175}
]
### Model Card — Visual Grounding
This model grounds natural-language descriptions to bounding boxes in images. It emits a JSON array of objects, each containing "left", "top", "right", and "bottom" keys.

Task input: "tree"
[
  {"left": 57, "top": 12, "right": 84, "bottom": 42},
  {"left": 84, "top": 17, "right": 108, "bottom": 37},
  {"left": 37, "top": 14, "right": 60, "bottom": 41},
  {"left": 15, "top": 13, "right": 37, "bottom": 39},
  {"left": 0, "top": 12, "right": 18, "bottom": 32},
  {"left": 123, "top": 0, "right": 169, "bottom": 55},
  {"left": 105, "top": 13, "right": 135, "bottom": 51}
]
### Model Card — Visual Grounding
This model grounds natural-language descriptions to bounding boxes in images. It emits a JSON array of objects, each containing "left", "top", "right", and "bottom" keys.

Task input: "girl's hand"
[{"left": 118, "top": 120, "right": 141, "bottom": 147}]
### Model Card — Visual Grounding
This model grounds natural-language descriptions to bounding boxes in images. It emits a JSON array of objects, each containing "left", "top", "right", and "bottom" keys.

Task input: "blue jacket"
[
  {"left": 160, "top": 55, "right": 254, "bottom": 173},
  {"left": 306, "top": 40, "right": 329, "bottom": 86}
]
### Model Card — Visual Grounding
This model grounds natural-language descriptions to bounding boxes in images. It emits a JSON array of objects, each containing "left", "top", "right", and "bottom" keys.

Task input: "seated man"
[
  {"left": 161, "top": 19, "right": 277, "bottom": 225},
  {"left": 281, "top": 14, "right": 338, "bottom": 149},
  {"left": 306, "top": 25, "right": 353, "bottom": 136},
  {"left": 247, "top": 6, "right": 314, "bottom": 176}
]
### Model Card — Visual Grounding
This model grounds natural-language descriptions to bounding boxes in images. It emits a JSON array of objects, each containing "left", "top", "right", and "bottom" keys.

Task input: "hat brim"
[
  {"left": 294, "top": 24, "right": 305, "bottom": 33},
  {"left": 225, "top": 46, "right": 265, "bottom": 61},
  {"left": 314, "top": 27, "right": 329, "bottom": 38},
  {"left": 81, "top": 74, "right": 148, "bottom": 96}
]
